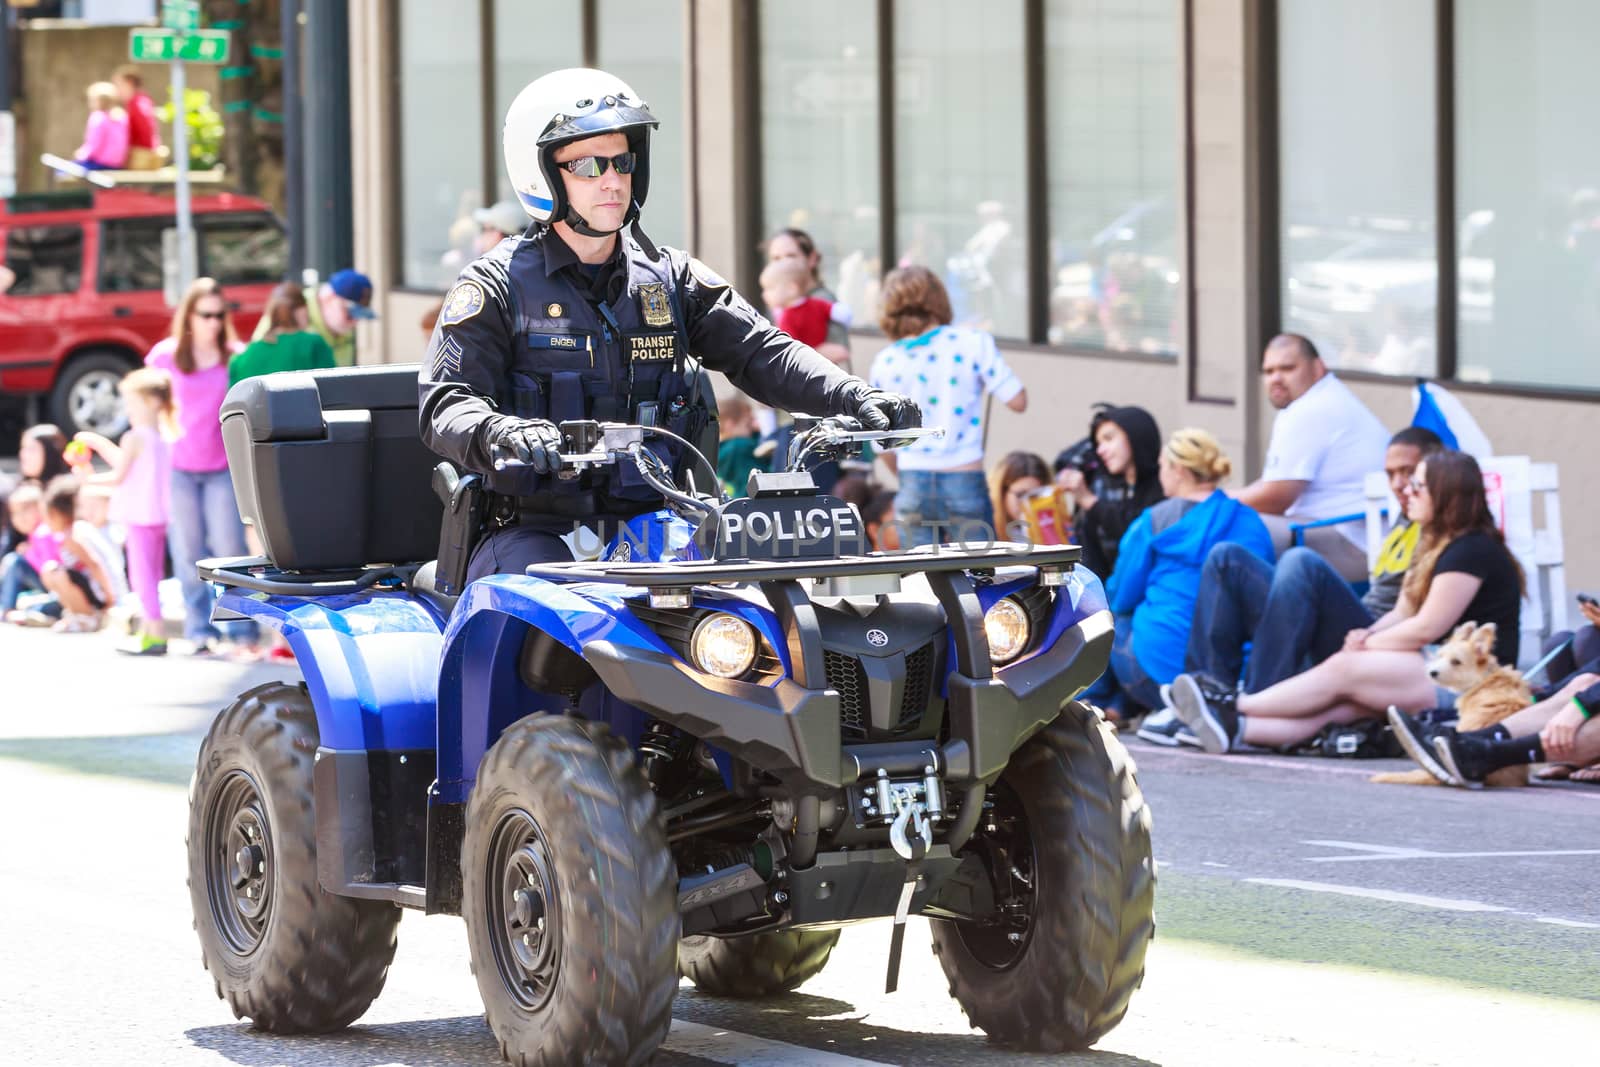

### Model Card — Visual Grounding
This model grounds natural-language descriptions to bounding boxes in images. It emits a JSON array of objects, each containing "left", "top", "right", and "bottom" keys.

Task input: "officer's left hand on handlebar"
[
  {"left": 488, "top": 418, "right": 564, "bottom": 474},
  {"left": 850, "top": 390, "right": 922, "bottom": 433}
]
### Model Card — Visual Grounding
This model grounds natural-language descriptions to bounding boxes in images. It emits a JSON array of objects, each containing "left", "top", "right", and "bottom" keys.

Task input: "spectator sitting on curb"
[
  {"left": 1234, "top": 333, "right": 1390, "bottom": 582},
  {"left": 1, "top": 483, "right": 60, "bottom": 620},
  {"left": 18, "top": 424, "right": 72, "bottom": 486},
  {"left": 37, "top": 476, "right": 121, "bottom": 633},
  {"left": 1144, "top": 426, "right": 1445, "bottom": 749},
  {"left": 1094, "top": 430, "right": 1272, "bottom": 721},
  {"left": 870, "top": 265, "right": 1026, "bottom": 548},
  {"left": 230, "top": 282, "right": 337, "bottom": 387},
  {"left": 862, "top": 489, "right": 900, "bottom": 551},
  {"left": 250, "top": 269, "right": 377, "bottom": 367},
  {"left": 1054, "top": 405, "right": 1164, "bottom": 579},
  {"left": 990, "top": 452, "right": 1049, "bottom": 543},
  {"left": 1389, "top": 672, "right": 1600, "bottom": 788},
  {"left": 1169, "top": 450, "right": 1523, "bottom": 754}
]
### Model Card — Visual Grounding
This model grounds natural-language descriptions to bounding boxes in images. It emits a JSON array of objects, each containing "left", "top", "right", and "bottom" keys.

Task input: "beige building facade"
[{"left": 346, "top": 0, "right": 1596, "bottom": 602}]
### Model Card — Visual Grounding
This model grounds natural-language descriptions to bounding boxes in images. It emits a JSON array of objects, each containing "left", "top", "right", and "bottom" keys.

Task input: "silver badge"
[{"left": 866, "top": 628, "right": 889, "bottom": 648}]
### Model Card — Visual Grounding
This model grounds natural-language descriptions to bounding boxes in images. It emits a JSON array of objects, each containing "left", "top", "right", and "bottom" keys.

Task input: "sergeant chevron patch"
[{"left": 431, "top": 333, "right": 464, "bottom": 378}]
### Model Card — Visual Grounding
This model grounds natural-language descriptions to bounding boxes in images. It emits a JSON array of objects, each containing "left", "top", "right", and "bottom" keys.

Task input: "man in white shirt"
[{"left": 1235, "top": 333, "right": 1388, "bottom": 581}]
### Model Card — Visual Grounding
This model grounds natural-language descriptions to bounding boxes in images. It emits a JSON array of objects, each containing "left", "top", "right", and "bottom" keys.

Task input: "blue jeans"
[
  {"left": 1186, "top": 543, "right": 1372, "bottom": 693},
  {"left": 168, "top": 468, "right": 251, "bottom": 643},
  {"left": 1, "top": 551, "right": 43, "bottom": 610},
  {"left": 1086, "top": 616, "right": 1164, "bottom": 713},
  {"left": 893, "top": 469, "right": 993, "bottom": 549}
]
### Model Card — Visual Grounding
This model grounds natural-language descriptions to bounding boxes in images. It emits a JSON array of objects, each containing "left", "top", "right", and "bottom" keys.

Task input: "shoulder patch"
[
  {"left": 441, "top": 281, "right": 486, "bottom": 326},
  {"left": 688, "top": 257, "right": 729, "bottom": 291}
]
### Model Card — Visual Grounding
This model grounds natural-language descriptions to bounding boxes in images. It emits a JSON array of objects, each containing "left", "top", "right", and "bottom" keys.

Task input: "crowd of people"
[
  {"left": 72, "top": 67, "right": 165, "bottom": 172},
  {"left": 3, "top": 220, "right": 1594, "bottom": 788},
  {"left": 0, "top": 272, "right": 368, "bottom": 658}
]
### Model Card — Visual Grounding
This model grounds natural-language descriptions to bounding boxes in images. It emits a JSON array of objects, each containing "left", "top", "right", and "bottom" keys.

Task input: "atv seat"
[{"left": 221, "top": 364, "right": 443, "bottom": 572}]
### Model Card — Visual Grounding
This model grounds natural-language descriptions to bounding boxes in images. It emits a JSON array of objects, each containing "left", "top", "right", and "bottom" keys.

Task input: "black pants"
[{"left": 464, "top": 526, "right": 577, "bottom": 583}]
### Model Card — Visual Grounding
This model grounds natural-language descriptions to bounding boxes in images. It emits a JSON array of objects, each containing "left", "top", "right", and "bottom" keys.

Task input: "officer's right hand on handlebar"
[{"left": 487, "top": 418, "right": 563, "bottom": 474}]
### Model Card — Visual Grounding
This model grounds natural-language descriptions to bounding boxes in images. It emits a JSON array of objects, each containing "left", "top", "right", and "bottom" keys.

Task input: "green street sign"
[
  {"left": 130, "top": 28, "right": 230, "bottom": 64},
  {"left": 160, "top": 0, "right": 200, "bottom": 31}
]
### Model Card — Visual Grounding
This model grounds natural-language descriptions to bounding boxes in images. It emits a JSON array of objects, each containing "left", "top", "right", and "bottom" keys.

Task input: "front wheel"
[
  {"left": 678, "top": 929, "right": 840, "bottom": 997},
  {"left": 187, "top": 682, "right": 400, "bottom": 1032},
  {"left": 931, "top": 701, "right": 1154, "bottom": 1051},
  {"left": 463, "top": 714, "right": 679, "bottom": 1066}
]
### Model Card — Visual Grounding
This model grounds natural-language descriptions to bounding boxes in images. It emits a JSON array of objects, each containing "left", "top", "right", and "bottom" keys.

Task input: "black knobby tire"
[
  {"left": 678, "top": 929, "right": 841, "bottom": 997},
  {"left": 462, "top": 714, "right": 679, "bottom": 1067},
  {"left": 931, "top": 701, "right": 1155, "bottom": 1051},
  {"left": 186, "top": 682, "right": 400, "bottom": 1033}
]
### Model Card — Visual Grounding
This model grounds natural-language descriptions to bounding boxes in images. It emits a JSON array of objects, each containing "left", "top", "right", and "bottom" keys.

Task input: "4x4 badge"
[{"left": 866, "top": 629, "right": 889, "bottom": 647}]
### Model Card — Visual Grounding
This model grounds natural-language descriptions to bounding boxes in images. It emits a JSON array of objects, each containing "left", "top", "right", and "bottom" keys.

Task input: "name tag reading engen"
[
  {"left": 705, "top": 495, "right": 868, "bottom": 562},
  {"left": 627, "top": 331, "right": 678, "bottom": 362}
]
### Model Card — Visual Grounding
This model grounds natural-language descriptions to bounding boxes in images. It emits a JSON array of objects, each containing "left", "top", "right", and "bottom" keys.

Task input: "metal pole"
[
  {"left": 171, "top": 56, "right": 195, "bottom": 292},
  {"left": 0, "top": 0, "right": 15, "bottom": 199},
  {"left": 280, "top": 0, "right": 304, "bottom": 278}
]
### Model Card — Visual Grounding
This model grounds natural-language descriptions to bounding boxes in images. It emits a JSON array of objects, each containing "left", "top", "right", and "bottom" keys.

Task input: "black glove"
[
  {"left": 487, "top": 418, "right": 563, "bottom": 475},
  {"left": 850, "top": 389, "right": 922, "bottom": 433}
]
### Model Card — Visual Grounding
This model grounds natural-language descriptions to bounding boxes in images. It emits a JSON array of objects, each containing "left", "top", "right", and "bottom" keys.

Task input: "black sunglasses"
[
  {"left": 555, "top": 152, "right": 637, "bottom": 179},
  {"left": 193, "top": 310, "right": 226, "bottom": 320}
]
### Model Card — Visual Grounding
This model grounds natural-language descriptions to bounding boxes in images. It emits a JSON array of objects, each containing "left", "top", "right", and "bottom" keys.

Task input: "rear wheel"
[
  {"left": 50, "top": 349, "right": 135, "bottom": 437},
  {"left": 678, "top": 929, "right": 840, "bottom": 997},
  {"left": 931, "top": 701, "right": 1154, "bottom": 1051},
  {"left": 187, "top": 682, "right": 400, "bottom": 1032},
  {"left": 463, "top": 714, "right": 679, "bottom": 1066}
]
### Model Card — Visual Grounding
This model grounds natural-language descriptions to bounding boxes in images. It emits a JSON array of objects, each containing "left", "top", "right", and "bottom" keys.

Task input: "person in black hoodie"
[{"left": 1055, "top": 405, "right": 1165, "bottom": 578}]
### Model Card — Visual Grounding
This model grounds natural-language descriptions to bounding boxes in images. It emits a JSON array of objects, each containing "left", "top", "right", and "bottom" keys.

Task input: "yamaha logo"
[{"left": 866, "top": 629, "right": 889, "bottom": 648}]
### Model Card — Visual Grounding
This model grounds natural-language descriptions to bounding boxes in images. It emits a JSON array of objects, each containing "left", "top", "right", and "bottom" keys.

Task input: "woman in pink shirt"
[
  {"left": 74, "top": 81, "right": 130, "bottom": 171},
  {"left": 145, "top": 278, "right": 249, "bottom": 653}
]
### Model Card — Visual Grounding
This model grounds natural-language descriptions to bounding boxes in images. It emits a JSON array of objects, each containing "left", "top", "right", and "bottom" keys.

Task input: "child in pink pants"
[{"left": 70, "top": 368, "right": 174, "bottom": 654}]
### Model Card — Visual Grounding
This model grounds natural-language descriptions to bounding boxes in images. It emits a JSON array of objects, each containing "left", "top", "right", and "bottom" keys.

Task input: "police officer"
[{"left": 420, "top": 68, "right": 919, "bottom": 581}]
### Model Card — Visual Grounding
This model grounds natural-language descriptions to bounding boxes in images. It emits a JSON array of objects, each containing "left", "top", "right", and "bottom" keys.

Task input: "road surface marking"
[
  {"left": 1535, "top": 917, "right": 1600, "bottom": 929},
  {"left": 1304, "top": 840, "right": 1600, "bottom": 863},
  {"left": 1245, "top": 878, "right": 1511, "bottom": 913},
  {"left": 663, "top": 1019, "right": 891, "bottom": 1066}
]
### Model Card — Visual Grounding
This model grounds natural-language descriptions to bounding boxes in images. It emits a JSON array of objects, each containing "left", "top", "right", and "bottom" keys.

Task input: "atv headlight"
[
  {"left": 984, "top": 596, "right": 1032, "bottom": 665},
  {"left": 690, "top": 613, "right": 758, "bottom": 679}
]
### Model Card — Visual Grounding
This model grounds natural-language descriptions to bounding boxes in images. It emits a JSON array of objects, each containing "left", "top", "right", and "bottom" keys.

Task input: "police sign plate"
[{"left": 703, "top": 494, "right": 868, "bottom": 562}]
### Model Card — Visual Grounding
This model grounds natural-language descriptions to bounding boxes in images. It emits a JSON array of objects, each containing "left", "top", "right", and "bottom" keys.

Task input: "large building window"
[
  {"left": 895, "top": 1, "right": 1027, "bottom": 340},
  {"left": 597, "top": 1, "right": 688, "bottom": 250},
  {"left": 1455, "top": 0, "right": 1600, "bottom": 391},
  {"left": 758, "top": 1, "right": 881, "bottom": 320},
  {"left": 1045, "top": 0, "right": 1180, "bottom": 355},
  {"left": 397, "top": 0, "right": 484, "bottom": 290},
  {"left": 493, "top": 0, "right": 583, "bottom": 206},
  {"left": 1278, "top": 0, "right": 1437, "bottom": 377}
]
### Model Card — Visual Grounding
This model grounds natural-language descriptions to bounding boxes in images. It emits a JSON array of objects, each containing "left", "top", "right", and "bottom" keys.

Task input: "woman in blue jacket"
[{"left": 1103, "top": 428, "right": 1274, "bottom": 715}]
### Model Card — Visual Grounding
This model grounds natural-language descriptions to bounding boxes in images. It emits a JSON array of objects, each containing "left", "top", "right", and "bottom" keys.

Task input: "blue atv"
[{"left": 185, "top": 364, "right": 1153, "bottom": 1064}]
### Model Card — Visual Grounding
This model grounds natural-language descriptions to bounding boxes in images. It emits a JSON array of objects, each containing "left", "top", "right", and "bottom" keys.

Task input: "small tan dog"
[{"left": 1372, "top": 621, "right": 1532, "bottom": 787}]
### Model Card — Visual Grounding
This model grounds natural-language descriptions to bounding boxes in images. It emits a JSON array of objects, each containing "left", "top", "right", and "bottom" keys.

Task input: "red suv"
[{"left": 1, "top": 188, "right": 285, "bottom": 437}]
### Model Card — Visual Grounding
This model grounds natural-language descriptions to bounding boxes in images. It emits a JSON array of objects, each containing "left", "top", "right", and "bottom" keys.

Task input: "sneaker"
[
  {"left": 1432, "top": 733, "right": 1488, "bottom": 790},
  {"left": 1170, "top": 672, "right": 1239, "bottom": 754},
  {"left": 1136, "top": 707, "right": 1197, "bottom": 748},
  {"left": 1159, "top": 682, "right": 1173, "bottom": 709},
  {"left": 117, "top": 634, "right": 169, "bottom": 657},
  {"left": 1386, "top": 706, "right": 1452, "bottom": 783}
]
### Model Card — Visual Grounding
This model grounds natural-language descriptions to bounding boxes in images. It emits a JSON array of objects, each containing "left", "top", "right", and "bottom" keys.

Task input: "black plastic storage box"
[{"left": 220, "top": 364, "right": 442, "bottom": 571}]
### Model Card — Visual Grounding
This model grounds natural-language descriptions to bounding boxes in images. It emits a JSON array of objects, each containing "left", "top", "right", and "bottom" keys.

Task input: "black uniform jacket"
[{"left": 419, "top": 226, "right": 866, "bottom": 498}]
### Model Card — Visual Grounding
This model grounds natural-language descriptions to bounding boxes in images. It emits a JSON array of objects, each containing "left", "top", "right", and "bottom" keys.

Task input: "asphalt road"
[{"left": 1, "top": 624, "right": 1596, "bottom": 1065}]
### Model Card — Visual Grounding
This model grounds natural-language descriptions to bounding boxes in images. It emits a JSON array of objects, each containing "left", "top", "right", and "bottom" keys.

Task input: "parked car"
[{"left": 1, "top": 187, "right": 286, "bottom": 437}]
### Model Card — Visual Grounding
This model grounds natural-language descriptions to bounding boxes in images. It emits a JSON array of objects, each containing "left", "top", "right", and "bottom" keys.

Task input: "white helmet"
[{"left": 503, "top": 68, "right": 659, "bottom": 235}]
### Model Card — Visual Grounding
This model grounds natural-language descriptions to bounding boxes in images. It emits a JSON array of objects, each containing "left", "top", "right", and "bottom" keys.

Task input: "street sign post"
[{"left": 129, "top": 13, "right": 228, "bottom": 302}]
